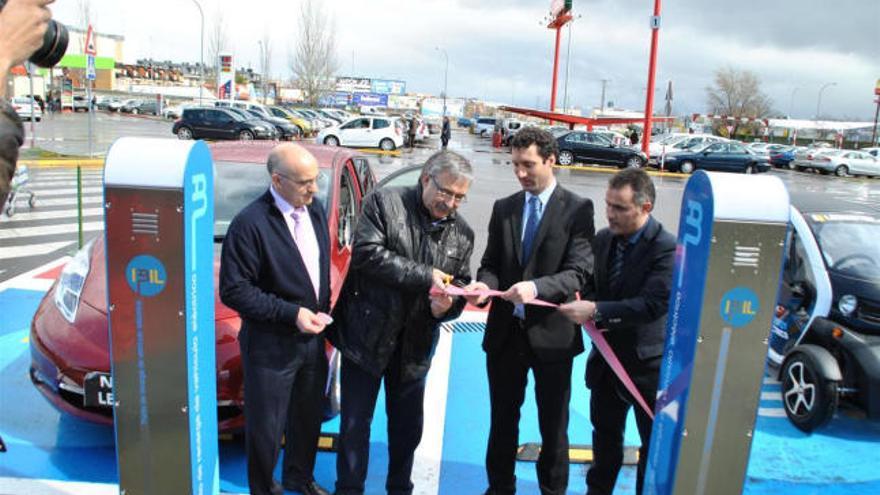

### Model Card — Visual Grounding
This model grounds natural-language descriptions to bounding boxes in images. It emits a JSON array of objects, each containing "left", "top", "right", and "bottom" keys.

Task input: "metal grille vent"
[
  {"left": 443, "top": 321, "right": 486, "bottom": 333},
  {"left": 733, "top": 245, "right": 760, "bottom": 268},
  {"left": 132, "top": 212, "right": 159, "bottom": 236}
]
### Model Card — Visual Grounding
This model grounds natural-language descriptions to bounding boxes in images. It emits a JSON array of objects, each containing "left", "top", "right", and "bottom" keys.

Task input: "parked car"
[
  {"left": 768, "top": 197, "right": 880, "bottom": 431},
  {"left": 811, "top": 149, "right": 880, "bottom": 177},
  {"left": 500, "top": 118, "right": 524, "bottom": 146},
  {"left": 108, "top": 98, "right": 133, "bottom": 112},
  {"left": 316, "top": 116, "right": 404, "bottom": 151},
  {"left": 660, "top": 141, "right": 770, "bottom": 174},
  {"left": 646, "top": 132, "right": 693, "bottom": 159},
  {"left": 11, "top": 96, "right": 42, "bottom": 121},
  {"left": 650, "top": 135, "right": 728, "bottom": 166},
  {"left": 457, "top": 117, "right": 473, "bottom": 128},
  {"left": 267, "top": 106, "right": 312, "bottom": 135},
  {"left": 96, "top": 97, "right": 120, "bottom": 111},
  {"left": 473, "top": 117, "right": 497, "bottom": 137},
  {"left": 163, "top": 103, "right": 195, "bottom": 120},
  {"left": 790, "top": 148, "right": 841, "bottom": 173},
  {"left": 556, "top": 130, "right": 647, "bottom": 169},
  {"left": 769, "top": 145, "right": 799, "bottom": 168},
  {"left": 172, "top": 107, "right": 275, "bottom": 141},
  {"left": 119, "top": 99, "right": 144, "bottom": 114},
  {"left": 242, "top": 108, "right": 300, "bottom": 140},
  {"left": 131, "top": 101, "right": 159, "bottom": 116},
  {"left": 28, "top": 141, "right": 378, "bottom": 431},
  {"left": 72, "top": 95, "right": 91, "bottom": 112},
  {"left": 862, "top": 147, "right": 880, "bottom": 158}
]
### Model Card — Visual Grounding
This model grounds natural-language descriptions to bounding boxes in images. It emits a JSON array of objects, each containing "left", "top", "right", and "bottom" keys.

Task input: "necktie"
[
  {"left": 292, "top": 207, "right": 321, "bottom": 299},
  {"left": 521, "top": 195, "right": 541, "bottom": 265},
  {"left": 608, "top": 237, "right": 627, "bottom": 291}
]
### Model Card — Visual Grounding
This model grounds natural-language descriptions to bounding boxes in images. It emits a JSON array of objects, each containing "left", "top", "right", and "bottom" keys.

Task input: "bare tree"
[
  {"left": 259, "top": 31, "right": 272, "bottom": 104},
  {"left": 289, "top": 0, "right": 338, "bottom": 106},
  {"left": 207, "top": 11, "right": 229, "bottom": 80},
  {"left": 706, "top": 67, "right": 774, "bottom": 137}
]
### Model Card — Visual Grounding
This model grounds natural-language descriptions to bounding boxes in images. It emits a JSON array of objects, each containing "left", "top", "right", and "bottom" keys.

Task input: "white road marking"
[
  {"left": 0, "top": 256, "right": 69, "bottom": 290},
  {"left": 13, "top": 197, "right": 102, "bottom": 207},
  {"left": 760, "top": 391, "right": 782, "bottom": 401},
  {"left": 758, "top": 407, "right": 787, "bottom": 418},
  {"left": 412, "top": 323, "right": 453, "bottom": 495},
  {"left": 0, "top": 221, "right": 103, "bottom": 240},
  {"left": 0, "top": 207, "right": 103, "bottom": 222},
  {"left": 29, "top": 187, "right": 104, "bottom": 196}
]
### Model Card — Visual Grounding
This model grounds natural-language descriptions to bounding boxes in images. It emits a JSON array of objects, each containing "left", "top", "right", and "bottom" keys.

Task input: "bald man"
[{"left": 220, "top": 143, "right": 332, "bottom": 495}]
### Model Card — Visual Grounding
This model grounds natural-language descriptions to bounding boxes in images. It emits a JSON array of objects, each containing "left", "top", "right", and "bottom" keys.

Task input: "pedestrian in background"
[
  {"left": 558, "top": 168, "right": 676, "bottom": 495},
  {"left": 441, "top": 116, "right": 451, "bottom": 149},
  {"left": 330, "top": 150, "right": 475, "bottom": 495},
  {"left": 465, "top": 127, "right": 595, "bottom": 495},
  {"left": 220, "top": 143, "right": 333, "bottom": 495}
]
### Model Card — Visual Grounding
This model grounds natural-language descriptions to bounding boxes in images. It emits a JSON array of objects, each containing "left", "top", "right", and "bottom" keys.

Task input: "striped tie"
[{"left": 609, "top": 237, "right": 627, "bottom": 291}]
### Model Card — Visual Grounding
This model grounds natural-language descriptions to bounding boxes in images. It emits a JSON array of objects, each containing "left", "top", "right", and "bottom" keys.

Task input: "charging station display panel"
[{"left": 104, "top": 137, "right": 218, "bottom": 495}]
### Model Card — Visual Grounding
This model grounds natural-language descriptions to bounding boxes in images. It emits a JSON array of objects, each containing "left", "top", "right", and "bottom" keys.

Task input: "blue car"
[
  {"left": 769, "top": 145, "right": 798, "bottom": 168},
  {"left": 661, "top": 141, "right": 770, "bottom": 174},
  {"left": 457, "top": 117, "right": 473, "bottom": 128}
]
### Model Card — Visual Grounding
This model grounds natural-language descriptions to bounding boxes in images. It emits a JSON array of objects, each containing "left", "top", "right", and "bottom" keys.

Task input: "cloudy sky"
[{"left": 50, "top": 0, "right": 880, "bottom": 120}]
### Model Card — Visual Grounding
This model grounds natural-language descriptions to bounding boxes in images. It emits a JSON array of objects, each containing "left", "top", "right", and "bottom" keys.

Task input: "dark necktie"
[
  {"left": 521, "top": 195, "right": 540, "bottom": 264},
  {"left": 608, "top": 237, "right": 627, "bottom": 290}
]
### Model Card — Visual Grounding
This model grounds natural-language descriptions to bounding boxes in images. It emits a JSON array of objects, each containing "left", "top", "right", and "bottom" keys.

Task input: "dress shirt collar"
[{"left": 526, "top": 178, "right": 557, "bottom": 208}]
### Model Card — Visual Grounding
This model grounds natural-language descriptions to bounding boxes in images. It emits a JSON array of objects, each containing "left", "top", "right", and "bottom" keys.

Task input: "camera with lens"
[{"left": 0, "top": 0, "right": 69, "bottom": 67}]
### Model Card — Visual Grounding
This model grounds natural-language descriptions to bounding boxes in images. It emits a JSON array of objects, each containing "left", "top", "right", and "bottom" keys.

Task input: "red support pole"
[
  {"left": 550, "top": 25, "right": 562, "bottom": 123},
  {"left": 641, "top": 0, "right": 662, "bottom": 155}
]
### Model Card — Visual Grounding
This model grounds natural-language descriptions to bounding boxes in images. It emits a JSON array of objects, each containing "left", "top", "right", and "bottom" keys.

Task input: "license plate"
[{"left": 83, "top": 372, "right": 114, "bottom": 408}]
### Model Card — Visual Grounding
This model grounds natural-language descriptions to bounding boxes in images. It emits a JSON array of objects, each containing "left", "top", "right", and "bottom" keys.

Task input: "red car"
[{"left": 29, "top": 141, "right": 379, "bottom": 432}]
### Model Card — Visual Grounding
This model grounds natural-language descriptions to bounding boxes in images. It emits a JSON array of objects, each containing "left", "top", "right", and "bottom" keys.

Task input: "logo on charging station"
[
  {"left": 126, "top": 255, "right": 167, "bottom": 297},
  {"left": 720, "top": 286, "right": 759, "bottom": 328}
]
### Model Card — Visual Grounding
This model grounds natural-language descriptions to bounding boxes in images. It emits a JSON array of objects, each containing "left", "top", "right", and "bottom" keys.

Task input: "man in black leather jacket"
[{"left": 329, "top": 150, "right": 475, "bottom": 495}]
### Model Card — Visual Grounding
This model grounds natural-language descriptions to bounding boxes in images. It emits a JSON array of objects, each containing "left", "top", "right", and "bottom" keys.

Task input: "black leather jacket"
[
  {"left": 328, "top": 183, "right": 474, "bottom": 381},
  {"left": 0, "top": 102, "right": 24, "bottom": 207}
]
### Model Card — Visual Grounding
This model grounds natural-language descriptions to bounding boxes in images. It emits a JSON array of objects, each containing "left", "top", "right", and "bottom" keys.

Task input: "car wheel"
[
  {"left": 782, "top": 352, "right": 838, "bottom": 432},
  {"left": 131, "top": 108, "right": 139, "bottom": 115},
  {"left": 625, "top": 156, "right": 643, "bottom": 169},
  {"left": 176, "top": 127, "right": 193, "bottom": 140},
  {"left": 558, "top": 150, "right": 574, "bottom": 166},
  {"left": 480, "top": 129, "right": 487, "bottom": 138},
  {"left": 239, "top": 130, "right": 254, "bottom": 141},
  {"left": 745, "top": 164, "right": 756, "bottom": 174},
  {"left": 379, "top": 138, "right": 396, "bottom": 151},
  {"left": 680, "top": 161, "right": 695, "bottom": 174},
  {"left": 835, "top": 165, "right": 849, "bottom": 177},
  {"left": 324, "top": 136, "right": 339, "bottom": 146}
]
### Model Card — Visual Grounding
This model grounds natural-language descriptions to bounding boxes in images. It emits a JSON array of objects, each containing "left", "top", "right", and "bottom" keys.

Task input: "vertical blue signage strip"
[
  {"left": 645, "top": 171, "right": 715, "bottom": 495},
  {"left": 184, "top": 140, "right": 219, "bottom": 495}
]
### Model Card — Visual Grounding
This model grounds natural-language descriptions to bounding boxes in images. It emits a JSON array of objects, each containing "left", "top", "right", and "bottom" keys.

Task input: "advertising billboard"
[
  {"left": 371, "top": 79, "right": 406, "bottom": 95},
  {"left": 388, "top": 95, "right": 420, "bottom": 110},
  {"left": 217, "top": 53, "right": 234, "bottom": 100},
  {"left": 352, "top": 92, "right": 388, "bottom": 107},
  {"left": 421, "top": 97, "right": 465, "bottom": 118},
  {"left": 335, "top": 76, "right": 372, "bottom": 93}
]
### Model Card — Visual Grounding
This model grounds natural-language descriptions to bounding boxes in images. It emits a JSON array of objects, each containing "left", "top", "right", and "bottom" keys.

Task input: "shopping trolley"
[{"left": 3, "top": 164, "right": 36, "bottom": 217}]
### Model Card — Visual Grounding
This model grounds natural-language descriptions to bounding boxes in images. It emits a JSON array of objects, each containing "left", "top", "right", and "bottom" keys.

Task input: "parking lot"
[{"left": 2, "top": 118, "right": 880, "bottom": 494}]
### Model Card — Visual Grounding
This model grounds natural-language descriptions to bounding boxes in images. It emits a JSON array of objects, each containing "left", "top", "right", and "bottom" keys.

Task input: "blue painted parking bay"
[{"left": 2, "top": 281, "right": 879, "bottom": 494}]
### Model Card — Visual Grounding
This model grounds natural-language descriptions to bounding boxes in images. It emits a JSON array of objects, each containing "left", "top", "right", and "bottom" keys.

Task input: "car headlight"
[
  {"left": 54, "top": 240, "right": 94, "bottom": 323},
  {"left": 838, "top": 294, "right": 858, "bottom": 316}
]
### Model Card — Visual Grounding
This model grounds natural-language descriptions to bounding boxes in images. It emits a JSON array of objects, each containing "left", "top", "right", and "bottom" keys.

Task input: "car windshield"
[
  {"left": 810, "top": 215, "right": 880, "bottom": 280},
  {"left": 214, "top": 161, "right": 331, "bottom": 238}
]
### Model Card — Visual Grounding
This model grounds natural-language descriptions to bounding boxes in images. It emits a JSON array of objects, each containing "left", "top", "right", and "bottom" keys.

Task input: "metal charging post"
[
  {"left": 645, "top": 171, "right": 790, "bottom": 495},
  {"left": 103, "top": 137, "right": 219, "bottom": 495}
]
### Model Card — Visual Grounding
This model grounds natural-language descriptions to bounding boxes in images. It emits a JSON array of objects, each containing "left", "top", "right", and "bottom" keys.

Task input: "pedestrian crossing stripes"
[{"left": 0, "top": 169, "right": 104, "bottom": 280}]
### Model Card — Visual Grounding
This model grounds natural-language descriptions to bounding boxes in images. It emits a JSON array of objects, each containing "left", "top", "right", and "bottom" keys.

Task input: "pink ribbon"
[
  {"left": 582, "top": 320, "right": 655, "bottom": 419},
  {"left": 429, "top": 286, "right": 654, "bottom": 419}
]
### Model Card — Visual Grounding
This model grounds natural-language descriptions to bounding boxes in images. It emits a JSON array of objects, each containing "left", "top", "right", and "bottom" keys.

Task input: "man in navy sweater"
[{"left": 220, "top": 143, "right": 332, "bottom": 495}]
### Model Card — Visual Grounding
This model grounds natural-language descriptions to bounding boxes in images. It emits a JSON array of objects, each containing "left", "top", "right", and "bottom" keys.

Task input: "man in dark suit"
[
  {"left": 220, "top": 143, "right": 332, "bottom": 495},
  {"left": 559, "top": 168, "right": 676, "bottom": 495},
  {"left": 465, "top": 127, "right": 595, "bottom": 495}
]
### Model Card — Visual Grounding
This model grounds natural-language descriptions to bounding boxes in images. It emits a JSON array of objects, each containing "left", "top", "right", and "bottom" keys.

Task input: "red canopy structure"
[{"left": 498, "top": 105, "right": 674, "bottom": 131}]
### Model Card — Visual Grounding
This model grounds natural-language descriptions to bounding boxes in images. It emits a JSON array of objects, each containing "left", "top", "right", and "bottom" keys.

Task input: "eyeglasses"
[
  {"left": 429, "top": 175, "right": 467, "bottom": 204},
  {"left": 275, "top": 171, "right": 318, "bottom": 188}
]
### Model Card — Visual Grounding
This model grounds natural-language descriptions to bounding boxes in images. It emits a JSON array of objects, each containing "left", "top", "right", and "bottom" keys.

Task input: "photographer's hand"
[{"left": 0, "top": 0, "right": 54, "bottom": 74}]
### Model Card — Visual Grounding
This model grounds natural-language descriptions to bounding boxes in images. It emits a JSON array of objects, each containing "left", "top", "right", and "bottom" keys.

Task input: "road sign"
[
  {"left": 84, "top": 25, "right": 97, "bottom": 56},
  {"left": 86, "top": 55, "right": 96, "bottom": 80}
]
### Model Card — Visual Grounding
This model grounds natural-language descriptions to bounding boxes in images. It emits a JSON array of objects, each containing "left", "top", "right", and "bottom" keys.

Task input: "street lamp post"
[
  {"left": 788, "top": 87, "right": 799, "bottom": 119},
  {"left": 258, "top": 40, "right": 266, "bottom": 105},
  {"left": 815, "top": 82, "right": 836, "bottom": 121},
  {"left": 435, "top": 46, "right": 448, "bottom": 117},
  {"left": 190, "top": 0, "right": 205, "bottom": 105}
]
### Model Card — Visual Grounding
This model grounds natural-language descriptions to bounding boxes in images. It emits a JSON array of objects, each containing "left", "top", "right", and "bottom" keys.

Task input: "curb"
[
  {"left": 18, "top": 158, "right": 104, "bottom": 169},
  {"left": 354, "top": 148, "right": 402, "bottom": 157},
  {"left": 554, "top": 164, "right": 685, "bottom": 178}
]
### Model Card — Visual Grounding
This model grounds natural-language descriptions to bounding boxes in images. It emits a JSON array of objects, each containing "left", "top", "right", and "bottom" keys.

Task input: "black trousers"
[
  {"left": 586, "top": 360, "right": 660, "bottom": 495},
  {"left": 239, "top": 328, "right": 328, "bottom": 495},
  {"left": 485, "top": 322, "right": 573, "bottom": 495},
  {"left": 335, "top": 353, "right": 428, "bottom": 495}
]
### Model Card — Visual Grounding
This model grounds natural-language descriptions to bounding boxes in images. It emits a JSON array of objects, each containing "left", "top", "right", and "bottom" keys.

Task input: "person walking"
[
  {"left": 220, "top": 143, "right": 333, "bottom": 495},
  {"left": 465, "top": 127, "right": 595, "bottom": 495},
  {"left": 441, "top": 116, "right": 451, "bottom": 149},
  {"left": 558, "top": 168, "right": 676, "bottom": 495},
  {"left": 330, "top": 151, "right": 475, "bottom": 495}
]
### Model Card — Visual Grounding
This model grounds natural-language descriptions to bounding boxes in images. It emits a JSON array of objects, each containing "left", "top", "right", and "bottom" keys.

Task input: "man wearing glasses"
[
  {"left": 329, "top": 151, "right": 475, "bottom": 495},
  {"left": 220, "top": 143, "right": 332, "bottom": 495}
]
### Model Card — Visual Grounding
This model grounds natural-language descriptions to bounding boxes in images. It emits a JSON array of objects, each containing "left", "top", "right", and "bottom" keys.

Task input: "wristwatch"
[{"left": 591, "top": 306, "right": 603, "bottom": 323}]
